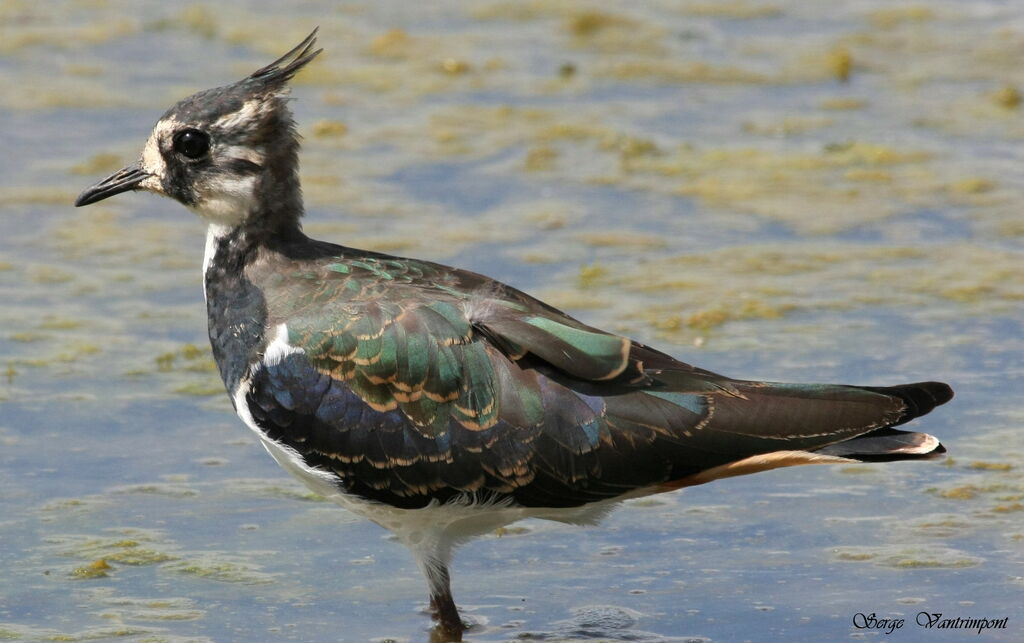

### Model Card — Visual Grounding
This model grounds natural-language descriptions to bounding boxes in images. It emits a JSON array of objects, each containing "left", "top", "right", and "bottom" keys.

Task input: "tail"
[
  {"left": 660, "top": 379, "right": 954, "bottom": 490},
  {"left": 859, "top": 381, "right": 954, "bottom": 426},
  {"left": 814, "top": 381, "right": 952, "bottom": 461}
]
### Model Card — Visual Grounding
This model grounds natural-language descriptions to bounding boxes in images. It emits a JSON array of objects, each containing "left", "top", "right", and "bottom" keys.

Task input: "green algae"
[
  {"left": 563, "top": 10, "right": 635, "bottom": 37},
  {"left": 524, "top": 145, "right": 559, "bottom": 171},
  {"left": 47, "top": 209, "right": 193, "bottom": 264},
  {"left": 552, "top": 243, "right": 1024, "bottom": 341},
  {"left": 819, "top": 97, "right": 867, "bottom": 111},
  {"left": 0, "top": 625, "right": 150, "bottom": 641},
  {"left": 100, "top": 609, "right": 203, "bottom": 622},
  {"left": 865, "top": 6, "right": 935, "bottom": 29},
  {"left": 38, "top": 318, "right": 86, "bottom": 331},
  {"left": 595, "top": 60, "right": 769, "bottom": 85},
  {"left": 562, "top": 11, "right": 666, "bottom": 56},
  {"left": 0, "top": 17, "right": 135, "bottom": 54},
  {"left": 10, "top": 332, "right": 47, "bottom": 343},
  {"left": 27, "top": 265, "right": 76, "bottom": 285},
  {"left": 616, "top": 141, "right": 937, "bottom": 234},
  {"left": 678, "top": 2, "right": 782, "bottom": 20},
  {"left": 832, "top": 545, "right": 981, "bottom": 569},
  {"left": 71, "top": 559, "right": 112, "bottom": 579},
  {"left": 112, "top": 484, "right": 198, "bottom": 498},
  {"left": 991, "top": 85, "right": 1022, "bottom": 109},
  {"left": 152, "top": 344, "right": 221, "bottom": 396},
  {"left": 56, "top": 344, "right": 102, "bottom": 361},
  {"left": 367, "top": 28, "right": 418, "bottom": 59},
  {"left": 420, "top": 105, "right": 615, "bottom": 160},
  {"left": 69, "top": 154, "right": 125, "bottom": 176},
  {"left": 925, "top": 468, "right": 1024, "bottom": 519},
  {"left": 8, "top": 341, "right": 103, "bottom": 369},
  {"left": 39, "top": 496, "right": 110, "bottom": 514},
  {"left": 969, "top": 461, "right": 1014, "bottom": 472},
  {"left": 224, "top": 478, "right": 327, "bottom": 503},
  {"left": 741, "top": 115, "right": 833, "bottom": 137},
  {"left": 172, "top": 381, "right": 224, "bottom": 396},
  {"left": 577, "top": 264, "right": 609, "bottom": 288},
  {"left": 145, "top": 4, "right": 219, "bottom": 39},
  {"left": 823, "top": 47, "right": 853, "bottom": 83},
  {"left": 309, "top": 119, "right": 349, "bottom": 139},
  {"left": 578, "top": 232, "right": 667, "bottom": 249},
  {"left": 992, "top": 502, "right": 1024, "bottom": 513},
  {"left": 883, "top": 513, "right": 978, "bottom": 541},
  {"left": 164, "top": 553, "right": 275, "bottom": 584},
  {"left": 49, "top": 531, "right": 180, "bottom": 570},
  {"left": 0, "top": 186, "right": 76, "bottom": 207}
]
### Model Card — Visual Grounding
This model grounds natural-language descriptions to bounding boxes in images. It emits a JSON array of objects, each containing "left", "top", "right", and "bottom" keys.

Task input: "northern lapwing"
[{"left": 75, "top": 30, "right": 953, "bottom": 638}]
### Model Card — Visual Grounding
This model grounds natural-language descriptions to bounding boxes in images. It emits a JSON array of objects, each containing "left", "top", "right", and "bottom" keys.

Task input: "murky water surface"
[{"left": 1, "top": 1, "right": 1022, "bottom": 640}]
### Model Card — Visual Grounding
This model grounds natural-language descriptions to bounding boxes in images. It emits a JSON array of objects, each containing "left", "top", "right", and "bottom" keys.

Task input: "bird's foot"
[
  {"left": 428, "top": 595, "right": 466, "bottom": 641},
  {"left": 428, "top": 621, "right": 465, "bottom": 643}
]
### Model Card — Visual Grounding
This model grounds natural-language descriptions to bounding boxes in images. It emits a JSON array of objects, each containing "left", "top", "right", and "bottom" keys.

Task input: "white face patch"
[
  {"left": 188, "top": 173, "right": 258, "bottom": 225},
  {"left": 137, "top": 116, "right": 182, "bottom": 191},
  {"left": 135, "top": 102, "right": 270, "bottom": 225}
]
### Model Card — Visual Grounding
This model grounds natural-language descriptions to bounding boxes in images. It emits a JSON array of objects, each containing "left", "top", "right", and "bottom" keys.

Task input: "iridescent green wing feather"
[
  {"left": 276, "top": 252, "right": 644, "bottom": 435},
  {"left": 246, "top": 249, "right": 948, "bottom": 508}
]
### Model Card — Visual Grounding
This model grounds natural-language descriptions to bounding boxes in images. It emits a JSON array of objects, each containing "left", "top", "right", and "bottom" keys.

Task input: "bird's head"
[{"left": 75, "top": 29, "right": 322, "bottom": 227}]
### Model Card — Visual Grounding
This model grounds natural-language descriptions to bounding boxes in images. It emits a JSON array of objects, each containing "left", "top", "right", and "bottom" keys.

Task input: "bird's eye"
[{"left": 172, "top": 129, "right": 211, "bottom": 159}]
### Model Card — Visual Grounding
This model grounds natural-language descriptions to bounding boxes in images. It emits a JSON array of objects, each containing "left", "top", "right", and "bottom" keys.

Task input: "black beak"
[{"left": 74, "top": 161, "right": 150, "bottom": 207}]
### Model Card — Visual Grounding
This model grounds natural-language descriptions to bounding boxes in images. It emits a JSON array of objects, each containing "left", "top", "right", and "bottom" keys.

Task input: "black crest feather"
[{"left": 249, "top": 27, "right": 322, "bottom": 87}]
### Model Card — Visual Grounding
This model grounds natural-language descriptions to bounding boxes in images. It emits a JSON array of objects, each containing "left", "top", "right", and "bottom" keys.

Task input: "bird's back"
[{"left": 209, "top": 235, "right": 952, "bottom": 511}]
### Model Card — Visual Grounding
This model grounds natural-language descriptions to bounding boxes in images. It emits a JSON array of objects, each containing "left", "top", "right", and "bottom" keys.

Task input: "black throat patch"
[{"left": 204, "top": 227, "right": 268, "bottom": 396}]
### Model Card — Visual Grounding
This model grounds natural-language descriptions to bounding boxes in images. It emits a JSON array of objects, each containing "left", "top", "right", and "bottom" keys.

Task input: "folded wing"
[{"left": 245, "top": 255, "right": 951, "bottom": 509}]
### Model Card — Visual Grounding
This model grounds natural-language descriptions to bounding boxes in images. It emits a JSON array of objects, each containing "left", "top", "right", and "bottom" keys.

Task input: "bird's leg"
[
  {"left": 408, "top": 530, "right": 465, "bottom": 638},
  {"left": 414, "top": 546, "right": 465, "bottom": 639},
  {"left": 428, "top": 564, "right": 465, "bottom": 638}
]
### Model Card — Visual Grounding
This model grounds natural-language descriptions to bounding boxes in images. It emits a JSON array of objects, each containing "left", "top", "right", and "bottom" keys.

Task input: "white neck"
[{"left": 202, "top": 223, "right": 233, "bottom": 299}]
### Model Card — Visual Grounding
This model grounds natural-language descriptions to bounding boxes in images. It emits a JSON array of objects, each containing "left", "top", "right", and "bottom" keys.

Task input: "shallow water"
[{"left": 1, "top": 1, "right": 1022, "bottom": 641}]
